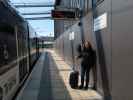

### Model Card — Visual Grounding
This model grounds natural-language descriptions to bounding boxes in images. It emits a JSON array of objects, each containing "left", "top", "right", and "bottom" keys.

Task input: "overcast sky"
[{"left": 10, "top": 0, "right": 55, "bottom": 37}]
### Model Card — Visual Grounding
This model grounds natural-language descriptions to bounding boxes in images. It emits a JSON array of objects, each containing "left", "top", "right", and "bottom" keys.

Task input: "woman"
[{"left": 77, "top": 41, "right": 96, "bottom": 89}]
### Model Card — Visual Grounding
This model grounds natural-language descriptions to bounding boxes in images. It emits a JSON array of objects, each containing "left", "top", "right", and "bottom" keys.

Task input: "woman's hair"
[
  {"left": 85, "top": 41, "right": 92, "bottom": 49},
  {"left": 76, "top": 41, "right": 92, "bottom": 52}
]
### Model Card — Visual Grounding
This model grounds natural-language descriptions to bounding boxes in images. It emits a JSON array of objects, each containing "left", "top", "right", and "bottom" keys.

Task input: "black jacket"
[{"left": 78, "top": 46, "right": 96, "bottom": 69}]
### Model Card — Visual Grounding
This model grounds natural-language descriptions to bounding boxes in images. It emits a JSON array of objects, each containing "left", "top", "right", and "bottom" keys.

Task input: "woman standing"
[{"left": 77, "top": 41, "right": 96, "bottom": 89}]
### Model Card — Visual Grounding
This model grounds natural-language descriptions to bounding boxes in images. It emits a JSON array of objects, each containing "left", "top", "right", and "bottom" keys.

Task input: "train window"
[
  {"left": 92, "top": 0, "right": 104, "bottom": 8},
  {"left": 0, "top": 24, "right": 14, "bottom": 34},
  {"left": 0, "top": 23, "right": 17, "bottom": 67}
]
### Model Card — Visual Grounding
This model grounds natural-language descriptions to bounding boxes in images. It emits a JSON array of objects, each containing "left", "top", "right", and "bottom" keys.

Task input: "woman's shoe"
[
  {"left": 84, "top": 86, "right": 88, "bottom": 90},
  {"left": 92, "top": 86, "right": 96, "bottom": 90}
]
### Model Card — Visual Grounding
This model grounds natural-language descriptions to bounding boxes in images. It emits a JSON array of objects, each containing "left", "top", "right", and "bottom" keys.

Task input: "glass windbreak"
[{"left": 92, "top": 0, "right": 104, "bottom": 8}]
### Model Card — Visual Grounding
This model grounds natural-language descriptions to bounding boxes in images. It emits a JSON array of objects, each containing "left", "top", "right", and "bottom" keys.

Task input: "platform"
[{"left": 16, "top": 50, "right": 102, "bottom": 100}]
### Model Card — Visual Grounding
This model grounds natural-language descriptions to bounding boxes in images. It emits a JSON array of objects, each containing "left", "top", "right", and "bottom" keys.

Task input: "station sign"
[
  {"left": 94, "top": 13, "right": 107, "bottom": 31},
  {"left": 51, "top": 10, "right": 77, "bottom": 19}
]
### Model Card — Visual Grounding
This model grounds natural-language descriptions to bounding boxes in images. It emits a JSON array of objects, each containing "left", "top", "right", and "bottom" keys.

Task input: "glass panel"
[{"left": 92, "top": 0, "right": 104, "bottom": 8}]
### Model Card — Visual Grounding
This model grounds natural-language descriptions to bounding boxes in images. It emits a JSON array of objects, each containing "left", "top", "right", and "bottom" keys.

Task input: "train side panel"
[
  {"left": 0, "top": 1, "right": 41, "bottom": 100},
  {"left": 0, "top": 2, "right": 21, "bottom": 100}
]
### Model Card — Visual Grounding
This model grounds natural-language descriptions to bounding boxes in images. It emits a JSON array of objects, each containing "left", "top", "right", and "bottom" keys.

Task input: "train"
[
  {"left": 0, "top": 1, "right": 41, "bottom": 100},
  {"left": 54, "top": 0, "right": 133, "bottom": 100}
]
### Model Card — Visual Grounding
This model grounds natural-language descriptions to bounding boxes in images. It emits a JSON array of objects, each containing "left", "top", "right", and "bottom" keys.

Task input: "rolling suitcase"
[{"left": 69, "top": 71, "right": 79, "bottom": 89}]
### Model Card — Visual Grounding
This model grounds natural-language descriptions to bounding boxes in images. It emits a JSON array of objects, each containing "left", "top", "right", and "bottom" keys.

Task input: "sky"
[{"left": 10, "top": 0, "right": 55, "bottom": 37}]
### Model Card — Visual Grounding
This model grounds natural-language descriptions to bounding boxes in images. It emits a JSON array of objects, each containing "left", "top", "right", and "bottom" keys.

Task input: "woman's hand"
[{"left": 75, "top": 56, "right": 79, "bottom": 60}]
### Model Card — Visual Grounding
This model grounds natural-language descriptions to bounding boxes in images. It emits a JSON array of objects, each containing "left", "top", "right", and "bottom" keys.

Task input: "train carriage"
[{"left": 0, "top": 1, "right": 41, "bottom": 100}]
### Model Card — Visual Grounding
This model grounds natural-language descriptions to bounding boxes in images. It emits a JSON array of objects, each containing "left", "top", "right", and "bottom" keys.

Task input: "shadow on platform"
[{"left": 37, "top": 52, "right": 72, "bottom": 100}]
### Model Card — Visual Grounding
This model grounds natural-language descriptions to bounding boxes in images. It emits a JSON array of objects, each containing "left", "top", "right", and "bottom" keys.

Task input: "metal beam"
[
  {"left": 22, "top": 12, "right": 51, "bottom": 15},
  {"left": 14, "top": 4, "right": 54, "bottom": 8},
  {"left": 25, "top": 17, "right": 52, "bottom": 20}
]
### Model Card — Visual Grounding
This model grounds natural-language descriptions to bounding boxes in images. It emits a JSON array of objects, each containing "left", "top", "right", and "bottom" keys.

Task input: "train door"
[
  {"left": 92, "top": 0, "right": 112, "bottom": 99},
  {"left": 15, "top": 25, "right": 28, "bottom": 83}
]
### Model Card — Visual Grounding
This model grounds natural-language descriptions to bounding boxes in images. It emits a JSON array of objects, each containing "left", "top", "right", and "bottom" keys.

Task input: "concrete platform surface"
[{"left": 16, "top": 50, "right": 103, "bottom": 100}]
